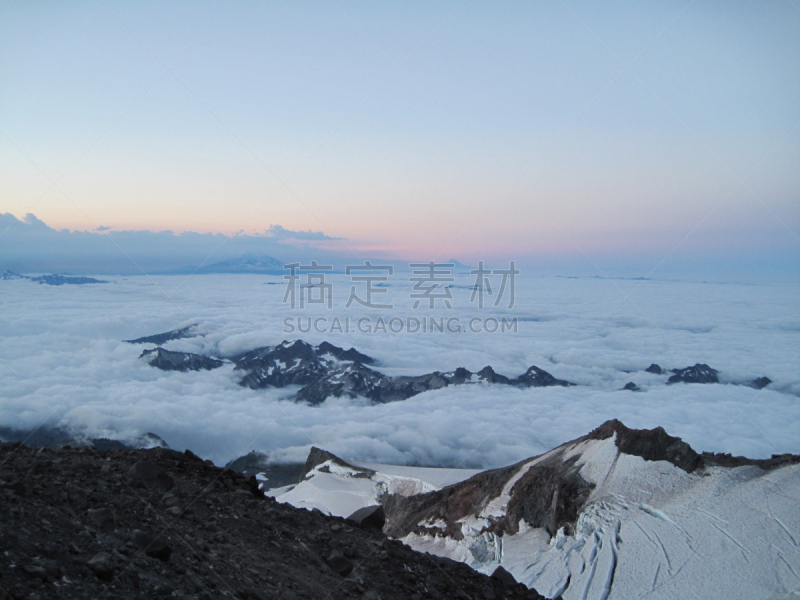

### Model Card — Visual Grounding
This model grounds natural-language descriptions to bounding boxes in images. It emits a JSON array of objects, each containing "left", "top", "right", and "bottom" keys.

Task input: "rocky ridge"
[
  {"left": 129, "top": 329, "right": 775, "bottom": 403},
  {"left": 1, "top": 271, "right": 106, "bottom": 286},
  {"left": 381, "top": 419, "right": 800, "bottom": 541},
  {"left": 274, "top": 422, "right": 800, "bottom": 599},
  {"left": 131, "top": 336, "right": 575, "bottom": 404},
  {"left": 139, "top": 348, "right": 223, "bottom": 373},
  {"left": 0, "top": 441, "right": 546, "bottom": 600}
]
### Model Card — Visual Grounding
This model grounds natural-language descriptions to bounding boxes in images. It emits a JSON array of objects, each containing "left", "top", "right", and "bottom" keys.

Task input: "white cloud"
[{"left": 0, "top": 273, "right": 798, "bottom": 467}]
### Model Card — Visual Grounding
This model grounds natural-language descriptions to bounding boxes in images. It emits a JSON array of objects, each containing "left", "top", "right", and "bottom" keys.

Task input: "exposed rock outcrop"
[
  {"left": 125, "top": 325, "right": 198, "bottom": 345},
  {"left": 667, "top": 363, "right": 719, "bottom": 384},
  {"left": 302, "top": 447, "right": 375, "bottom": 480},
  {"left": 233, "top": 340, "right": 337, "bottom": 389},
  {"left": 1, "top": 270, "right": 106, "bottom": 285},
  {"left": 232, "top": 339, "right": 574, "bottom": 404},
  {"left": 138, "top": 347, "right": 223, "bottom": 372},
  {"left": 749, "top": 376, "right": 772, "bottom": 389}
]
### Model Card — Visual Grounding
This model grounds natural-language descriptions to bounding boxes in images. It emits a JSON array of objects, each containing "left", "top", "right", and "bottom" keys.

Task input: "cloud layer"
[{"left": 0, "top": 273, "right": 798, "bottom": 467}]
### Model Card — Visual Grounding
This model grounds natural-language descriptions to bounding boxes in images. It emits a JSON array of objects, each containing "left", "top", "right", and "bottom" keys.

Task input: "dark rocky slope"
[
  {"left": 0, "top": 441, "right": 546, "bottom": 600},
  {"left": 139, "top": 348, "right": 223, "bottom": 372},
  {"left": 0, "top": 427, "right": 167, "bottom": 451}
]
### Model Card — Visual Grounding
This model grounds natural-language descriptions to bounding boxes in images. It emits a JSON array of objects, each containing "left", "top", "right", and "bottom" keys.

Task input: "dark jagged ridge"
[
  {"left": 586, "top": 419, "right": 800, "bottom": 473},
  {"left": 133, "top": 336, "right": 773, "bottom": 402},
  {"left": 586, "top": 419, "right": 702, "bottom": 472},
  {"left": 0, "top": 426, "right": 167, "bottom": 452},
  {"left": 230, "top": 340, "right": 573, "bottom": 404},
  {"left": 125, "top": 326, "right": 198, "bottom": 345},
  {"left": 0, "top": 441, "right": 546, "bottom": 600},
  {"left": 139, "top": 348, "right": 223, "bottom": 372},
  {"left": 1, "top": 270, "right": 106, "bottom": 286}
]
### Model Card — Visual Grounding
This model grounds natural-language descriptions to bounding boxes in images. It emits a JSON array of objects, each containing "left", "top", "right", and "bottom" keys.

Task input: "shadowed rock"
[
  {"left": 87, "top": 552, "right": 114, "bottom": 579},
  {"left": 302, "top": 447, "right": 374, "bottom": 480},
  {"left": 347, "top": 505, "right": 386, "bottom": 531},
  {"left": 127, "top": 461, "right": 174, "bottom": 490},
  {"left": 326, "top": 550, "right": 354, "bottom": 576},
  {"left": 749, "top": 376, "right": 772, "bottom": 390},
  {"left": 491, "top": 565, "right": 519, "bottom": 587},
  {"left": 86, "top": 508, "right": 115, "bottom": 533},
  {"left": 139, "top": 347, "right": 223, "bottom": 372},
  {"left": 125, "top": 325, "right": 197, "bottom": 345},
  {"left": 133, "top": 530, "right": 172, "bottom": 561}
]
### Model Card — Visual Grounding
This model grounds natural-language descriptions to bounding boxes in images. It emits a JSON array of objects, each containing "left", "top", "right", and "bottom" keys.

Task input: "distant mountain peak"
[{"left": 164, "top": 253, "right": 285, "bottom": 275}]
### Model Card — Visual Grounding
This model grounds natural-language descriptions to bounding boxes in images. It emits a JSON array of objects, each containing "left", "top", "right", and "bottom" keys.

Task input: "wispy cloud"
[{"left": 264, "top": 225, "right": 342, "bottom": 241}]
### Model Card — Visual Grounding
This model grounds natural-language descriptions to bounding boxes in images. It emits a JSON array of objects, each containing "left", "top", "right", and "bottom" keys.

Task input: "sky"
[{"left": 1, "top": 0, "right": 799, "bottom": 274}]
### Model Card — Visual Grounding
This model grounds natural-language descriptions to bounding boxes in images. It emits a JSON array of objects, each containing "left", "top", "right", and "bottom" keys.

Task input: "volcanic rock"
[
  {"left": 127, "top": 461, "right": 174, "bottom": 490},
  {"left": 347, "top": 505, "right": 386, "bottom": 531},
  {"left": 133, "top": 530, "right": 172, "bottom": 561},
  {"left": 0, "top": 440, "right": 544, "bottom": 599},
  {"left": 86, "top": 507, "right": 115, "bottom": 533},
  {"left": 326, "top": 550, "right": 354, "bottom": 576},
  {"left": 87, "top": 552, "right": 114, "bottom": 579}
]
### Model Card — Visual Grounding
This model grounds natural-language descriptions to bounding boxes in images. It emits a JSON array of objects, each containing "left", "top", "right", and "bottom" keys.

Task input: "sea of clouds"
[{"left": 0, "top": 272, "right": 798, "bottom": 468}]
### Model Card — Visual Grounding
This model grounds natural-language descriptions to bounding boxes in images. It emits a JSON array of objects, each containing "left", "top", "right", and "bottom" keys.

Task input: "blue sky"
[{"left": 1, "top": 0, "right": 798, "bottom": 274}]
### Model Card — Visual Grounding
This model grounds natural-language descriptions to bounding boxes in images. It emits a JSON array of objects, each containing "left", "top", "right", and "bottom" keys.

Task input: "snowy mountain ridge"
[{"left": 271, "top": 420, "right": 800, "bottom": 600}]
